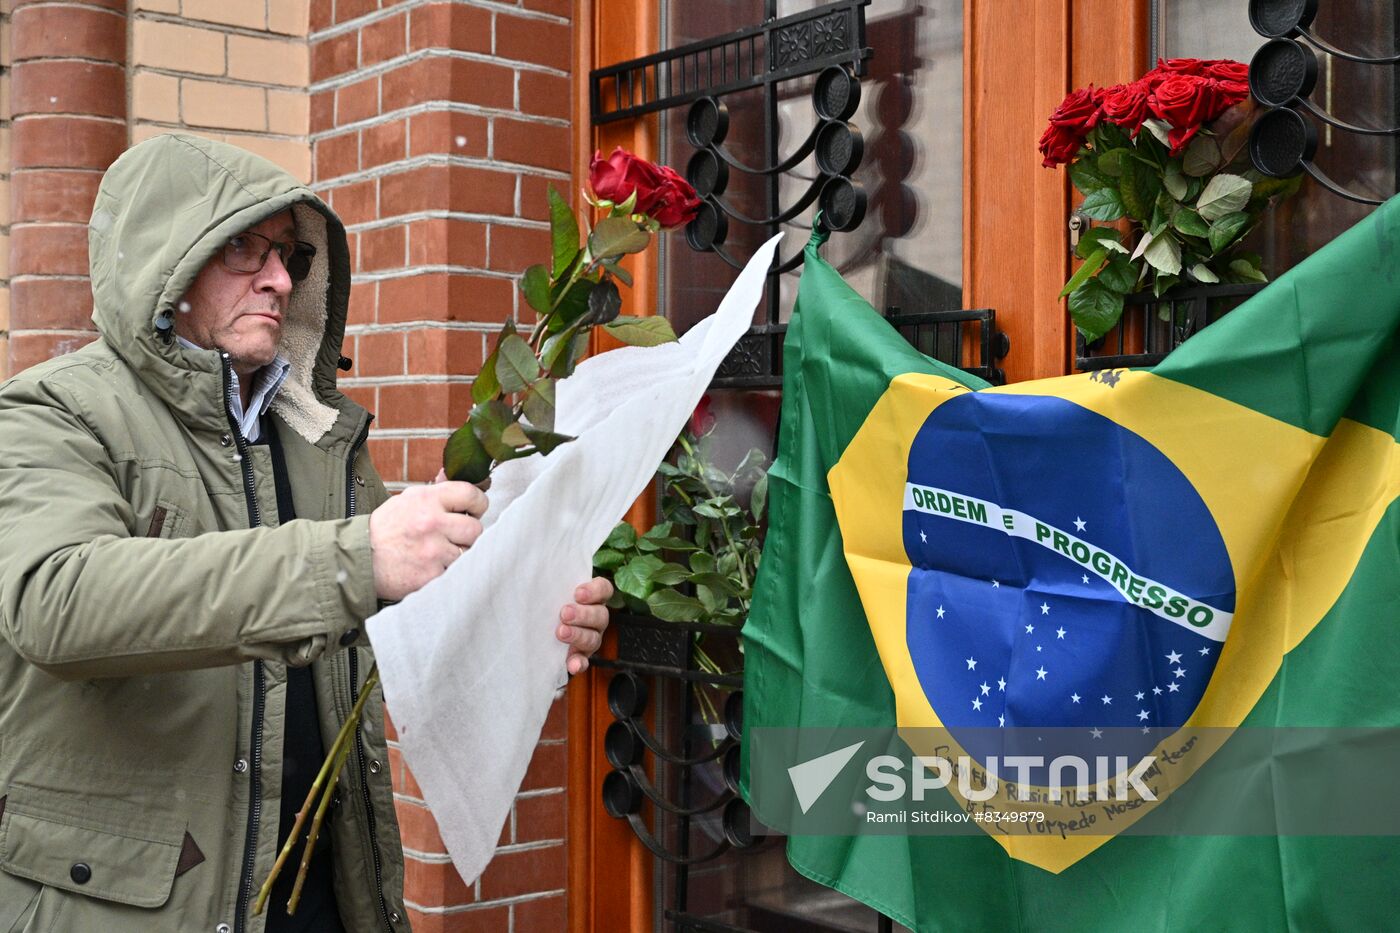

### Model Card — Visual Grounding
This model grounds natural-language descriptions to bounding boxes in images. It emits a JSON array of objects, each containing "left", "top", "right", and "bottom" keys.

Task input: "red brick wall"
[
  {"left": 5, "top": 0, "right": 127, "bottom": 376},
  {"left": 309, "top": 1, "right": 575, "bottom": 928}
]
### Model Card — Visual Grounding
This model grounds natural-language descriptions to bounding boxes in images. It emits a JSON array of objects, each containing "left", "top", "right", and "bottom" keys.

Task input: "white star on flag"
[
  {"left": 1142, "top": 726, "right": 1152, "bottom": 734},
  {"left": 1166, "top": 650, "right": 1182, "bottom": 664},
  {"left": 1081, "top": 574, "right": 1090, "bottom": 584},
  {"left": 1056, "top": 627, "right": 1066, "bottom": 639},
  {"left": 1137, "top": 710, "right": 1149, "bottom": 721},
  {"left": 1036, "top": 645, "right": 1043, "bottom": 652},
  {"left": 1025, "top": 623, "right": 1034, "bottom": 634},
  {"left": 1073, "top": 516, "right": 1086, "bottom": 531},
  {"left": 936, "top": 606, "right": 946, "bottom": 619},
  {"left": 1071, "top": 693, "right": 1081, "bottom": 703},
  {"left": 992, "top": 580, "right": 1000, "bottom": 588},
  {"left": 1040, "top": 603, "right": 1050, "bottom": 615},
  {"left": 1036, "top": 667, "right": 1048, "bottom": 680},
  {"left": 1101, "top": 695, "right": 1112, "bottom": 705},
  {"left": 966, "top": 657, "right": 977, "bottom": 670},
  {"left": 920, "top": 530, "right": 927, "bottom": 543},
  {"left": 1174, "top": 667, "right": 1187, "bottom": 679},
  {"left": 998, "top": 715, "right": 1005, "bottom": 727},
  {"left": 1152, "top": 686, "right": 1162, "bottom": 696},
  {"left": 1199, "top": 646, "right": 1211, "bottom": 656},
  {"left": 997, "top": 678, "right": 1006, "bottom": 691},
  {"left": 972, "top": 697, "right": 983, "bottom": 711},
  {"left": 980, "top": 682, "right": 990, "bottom": 695},
  {"left": 1091, "top": 728, "right": 1103, "bottom": 739},
  {"left": 1168, "top": 682, "right": 1180, "bottom": 692},
  {"left": 1135, "top": 691, "right": 1145, "bottom": 700}
]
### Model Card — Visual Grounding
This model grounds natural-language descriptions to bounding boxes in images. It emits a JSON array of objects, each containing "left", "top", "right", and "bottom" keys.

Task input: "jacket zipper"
[
  {"left": 345, "top": 418, "right": 395, "bottom": 931},
  {"left": 224, "top": 354, "right": 265, "bottom": 933}
]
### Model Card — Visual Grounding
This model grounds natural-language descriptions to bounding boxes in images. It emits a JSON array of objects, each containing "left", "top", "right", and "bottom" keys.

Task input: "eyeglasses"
[{"left": 221, "top": 232, "right": 317, "bottom": 283}]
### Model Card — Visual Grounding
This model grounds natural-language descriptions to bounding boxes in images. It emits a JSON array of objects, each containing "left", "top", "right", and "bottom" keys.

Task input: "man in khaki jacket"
[{"left": 0, "top": 135, "right": 611, "bottom": 931}]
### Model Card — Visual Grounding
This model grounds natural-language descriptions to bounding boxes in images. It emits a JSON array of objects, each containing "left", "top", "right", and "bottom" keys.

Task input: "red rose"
[
  {"left": 1148, "top": 74, "right": 1217, "bottom": 153},
  {"left": 588, "top": 147, "right": 701, "bottom": 229},
  {"left": 1203, "top": 59, "right": 1249, "bottom": 83},
  {"left": 1039, "top": 86, "right": 1102, "bottom": 167},
  {"left": 1155, "top": 57, "right": 1207, "bottom": 76},
  {"left": 1038, "top": 123, "right": 1084, "bottom": 167},
  {"left": 1101, "top": 80, "right": 1151, "bottom": 134},
  {"left": 1208, "top": 77, "right": 1250, "bottom": 110},
  {"left": 1047, "top": 86, "right": 1104, "bottom": 135},
  {"left": 689, "top": 393, "right": 715, "bottom": 436}
]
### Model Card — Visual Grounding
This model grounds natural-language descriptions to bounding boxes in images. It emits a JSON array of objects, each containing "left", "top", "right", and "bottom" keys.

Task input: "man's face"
[{"left": 176, "top": 210, "right": 296, "bottom": 377}]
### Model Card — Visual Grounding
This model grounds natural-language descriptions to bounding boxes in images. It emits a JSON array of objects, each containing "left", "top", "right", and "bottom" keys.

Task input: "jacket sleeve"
[{"left": 0, "top": 375, "right": 380, "bottom": 681}]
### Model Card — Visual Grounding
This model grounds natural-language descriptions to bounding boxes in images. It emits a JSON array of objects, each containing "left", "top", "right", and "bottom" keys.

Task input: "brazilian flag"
[{"left": 741, "top": 202, "right": 1400, "bottom": 930}]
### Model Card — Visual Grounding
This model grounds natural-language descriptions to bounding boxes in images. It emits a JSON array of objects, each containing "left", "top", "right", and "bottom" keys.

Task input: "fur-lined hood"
[{"left": 88, "top": 133, "right": 357, "bottom": 445}]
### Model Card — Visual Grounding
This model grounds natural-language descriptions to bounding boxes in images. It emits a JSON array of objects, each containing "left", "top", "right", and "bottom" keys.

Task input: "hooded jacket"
[{"left": 0, "top": 135, "right": 408, "bottom": 932}]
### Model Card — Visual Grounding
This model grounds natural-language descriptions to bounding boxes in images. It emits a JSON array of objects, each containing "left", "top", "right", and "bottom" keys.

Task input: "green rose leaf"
[
  {"left": 1183, "top": 136, "right": 1223, "bottom": 178},
  {"left": 1143, "top": 230, "right": 1183, "bottom": 276},
  {"left": 1152, "top": 273, "right": 1181, "bottom": 298},
  {"left": 1229, "top": 258, "right": 1269, "bottom": 283},
  {"left": 500, "top": 422, "right": 530, "bottom": 448},
  {"left": 651, "top": 562, "right": 691, "bottom": 586},
  {"left": 605, "top": 522, "right": 637, "bottom": 550},
  {"left": 1078, "top": 188, "right": 1126, "bottom": 222},
  {"left": 1196, "top": 173, "right": 1253, "bottom": 221},
  {"left": 520, "top": 424, "right": 575, "bottom": 455},
  {"left": 592, "top": 547, "right": 627, "bottom": 572},
  {"left": 1068, "top": 280, "right": 1125, "bottom": 343},
  {"left": 688, "top": 572, "right": 740, "bottom": 596},
  {"left": 472, "top": 344, "right": 501, "bottom": 405},
  {"left": 1163, "top": 164, "right": 1189, "bottom": 201},
  {"left": 1208, "top": 211, "right": 1251, "bottom": 254},
  {"left": 585, "top": 277, "right": 623, "bottom": 326},
  {"left": 469, "top": 399, "right": 517, "bottom": 461},
  {"left": 750, "top": 472, "right": 768, "bottom": 521},
  {"left": 588, "top": 216, "right": 651, "bottom": 261},
  {"left": 647, "top": 588, "right": 705, "bottom": 622},
  {"left": 541, "top": 331, "right": 583, "bottom": 377},
  {"left": 1075, "top": 227, "right": 1125, "bottom": 260},
  {"left": 549, "top": 279, "right": 596, "bottom": 331},
  {"left": 689, "top": 551, "right": 716, "bottom": 574},
  {"left": 1097, "top": 148, "right": 1131, "bottom": 178},
  {"left": 599, "top": 258, "right": 633, "bottom": 287},
  {"left": 616, "top": 555, "right": 664, "bottom": 601},
  {"left": 1059, "top": 249, "right": 1108, "bottom": 299},
  {"left": 1141, "top": 118, "right": 1171, "bottom": 148},
  {"left": 1098, "top": 258, "right": 1139, "bottom": 294},
  {"left": 522, "top": 379, "right": 556, "bottom": 432},
  {"left": 1188, "top": 263, "right": 1221, "bottom": 284},
  {"left": 1069, "top": 158, "right": 1111, "bottom": 195},
  {"left": 1171, "top": 208, "right": 1211, "bottom": 240},
  {"left": 548, "top": 187, "right": 580, "bottom": 278},
  {"left": 604, "top": 315, "right": 678, "bottom": 347},
  {"left": 521, "top": 264, "right": 552, "bottom": 316},
  {"left": 1119, "top": 157, "right": 1161, "bottom": 222},
  {"left": 1250, "top": 174, "right": 1303, "bottom": 203},
  {"left": 443, "top": 421, "right": 492, "bottom": 483},
  {"left": 495, "top": 333, "right": 540, "bottom": 394}
]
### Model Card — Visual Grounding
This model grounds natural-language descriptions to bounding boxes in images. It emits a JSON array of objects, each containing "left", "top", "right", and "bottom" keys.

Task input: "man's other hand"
[
  {"left": 369, "top": 482, "right": 488, "bottom": 601},
  {"left": 558, "top": 577, "right": 614, "bottom": 675}
]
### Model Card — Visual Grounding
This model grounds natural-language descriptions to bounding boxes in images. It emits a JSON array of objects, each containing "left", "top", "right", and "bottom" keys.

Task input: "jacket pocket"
[
  {"left": 0, "top": 785, "right": 184, "bottom": 909},
  {"left": 143, "top": 500, "right": 186, "bottom": 540}
]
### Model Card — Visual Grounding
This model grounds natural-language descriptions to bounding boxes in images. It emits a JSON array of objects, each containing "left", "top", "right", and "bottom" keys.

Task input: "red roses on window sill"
[{"left": 1040, "top": 58, "right": 1301, "bottom": 343}]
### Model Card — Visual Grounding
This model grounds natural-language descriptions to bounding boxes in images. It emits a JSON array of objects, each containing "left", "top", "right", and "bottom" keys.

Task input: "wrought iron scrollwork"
[{"left": 1247, "top": 0, "right": 1400, "bottom": 204}]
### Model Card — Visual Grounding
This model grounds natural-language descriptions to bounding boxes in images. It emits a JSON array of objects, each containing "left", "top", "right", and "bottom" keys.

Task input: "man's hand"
[
  {"left": 369, "top": 482, "right": 489, "bottom": 601},
  {"left": 558, "top": 577, "right": 614, "bottom": 675}
]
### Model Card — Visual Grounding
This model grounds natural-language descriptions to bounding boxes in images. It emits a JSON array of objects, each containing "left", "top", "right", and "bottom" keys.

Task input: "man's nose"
[{"left": 254, "top": 249, "right": 294, "bottom": 297}]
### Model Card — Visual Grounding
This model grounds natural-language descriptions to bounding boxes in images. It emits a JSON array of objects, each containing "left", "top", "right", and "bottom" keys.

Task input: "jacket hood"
[{"left": 88, "top": 133, "right": 356, "bottom": 445}]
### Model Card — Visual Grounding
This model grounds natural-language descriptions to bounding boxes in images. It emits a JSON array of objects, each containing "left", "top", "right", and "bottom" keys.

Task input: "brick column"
[
  {"left": 7, "top": 0, "right": 126, "bottom": 374},
  {"left": 310, "top": 1, "right": 573, "bottom": 928}
]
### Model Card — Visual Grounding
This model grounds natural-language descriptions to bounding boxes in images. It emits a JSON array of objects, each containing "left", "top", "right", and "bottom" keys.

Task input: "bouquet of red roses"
[{"left": 1040, "top": 58, "right": 1300, "bottom": 342}]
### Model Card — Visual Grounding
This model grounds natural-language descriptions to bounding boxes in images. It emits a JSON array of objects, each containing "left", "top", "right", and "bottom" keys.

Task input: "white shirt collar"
[{"left": 176, "top": 336, "right": 291, "bottom": 443}]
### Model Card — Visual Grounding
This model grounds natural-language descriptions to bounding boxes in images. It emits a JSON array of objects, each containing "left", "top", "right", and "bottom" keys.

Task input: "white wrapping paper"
[{"left": 366, "top": 234, "right": 781, "bottom": 884}]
